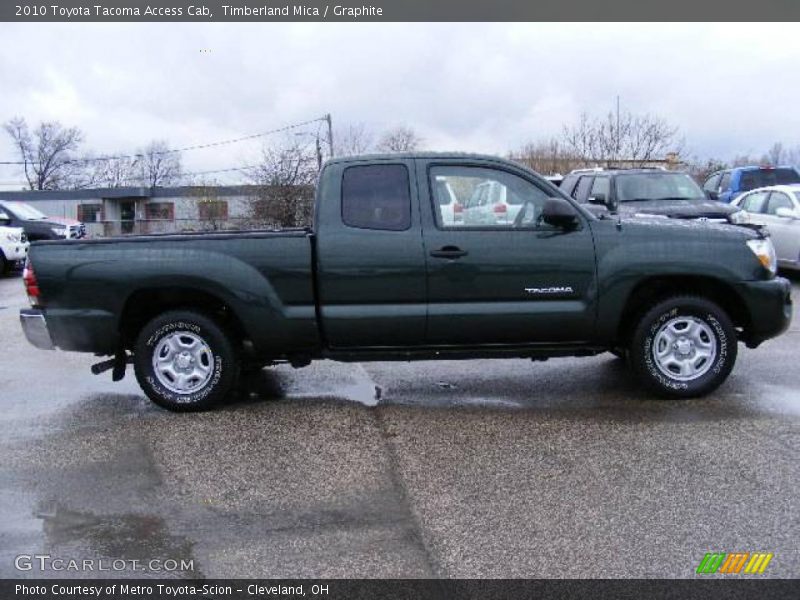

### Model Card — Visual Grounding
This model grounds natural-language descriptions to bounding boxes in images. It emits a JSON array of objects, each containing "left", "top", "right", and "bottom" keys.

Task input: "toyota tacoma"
[{"left": 19, "top": 153, "right": 792, "bottom": 411}]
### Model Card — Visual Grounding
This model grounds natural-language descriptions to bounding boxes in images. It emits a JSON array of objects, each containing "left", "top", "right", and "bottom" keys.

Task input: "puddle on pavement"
[{"left": 35, "top": 504, "right": 200, "bottom": 578}]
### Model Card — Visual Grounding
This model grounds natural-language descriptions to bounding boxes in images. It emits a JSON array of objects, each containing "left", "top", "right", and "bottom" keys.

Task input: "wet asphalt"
[{"left": 0, "top": 273, "right": 798, "bottom": 579}]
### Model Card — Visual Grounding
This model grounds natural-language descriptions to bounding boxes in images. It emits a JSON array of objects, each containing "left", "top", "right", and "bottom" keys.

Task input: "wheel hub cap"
[
  {"left": 652, "top": 316, "right": 717, "bottom": 381},
  {"left": 152, "top": 331, "right": 214, "bottom": 394}
]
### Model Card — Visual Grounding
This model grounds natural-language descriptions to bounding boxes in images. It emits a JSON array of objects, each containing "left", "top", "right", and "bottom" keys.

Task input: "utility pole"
[
  {"left": 315, "top": 136, "right": 323, "bottom": 172},
  {"left": 325, "top": 113, "right": 334, "bottom": 158},
  {"left": 615, "top": 95, "right": 620, "bottom": 162}
]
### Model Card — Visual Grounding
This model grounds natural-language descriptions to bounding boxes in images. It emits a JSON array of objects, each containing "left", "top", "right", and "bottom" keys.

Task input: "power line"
[{"left": 0, "top": 115, "right": 329, "bottom": 165}]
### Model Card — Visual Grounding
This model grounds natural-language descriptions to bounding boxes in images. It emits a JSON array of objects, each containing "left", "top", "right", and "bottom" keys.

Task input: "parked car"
[
  {"left": 0, "top": 201, "right": 86, "bottom": 241},
  {"left": 463, "top": 180, "right": 525, "bottom": 226},
  {"left": 0, "top": 223, "right": 28, "bottom": 275},
  {"left": 703, "top": 165, "right": 800, "bottom": 204},
  {"left": 731, "top": 184, "right": 800, "bottom": 271},
  {"left": 544, "top": 174, "right": 564, "bottom": 187},
  {"left": 19, "top": 153, "right": 791, "bottom": 411},
  {"left": 433, "top": 176, "right": 463, "bottom": 226},
  {"left": 564, "top": 168, "right": 747, "bottom": 224},
  {"left": 559, "top": 168, "right": 605, "bottom": 198}
]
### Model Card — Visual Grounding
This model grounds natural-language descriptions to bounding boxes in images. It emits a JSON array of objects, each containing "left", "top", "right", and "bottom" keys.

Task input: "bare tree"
[
  {"left": 376, "top": 125, "right": 422, "bottom": 153},
  {"left": 562, "top": 109, "right": 680, "bottom": 166},
  {"left": 3, "top": 117, "right": 84, "bottom": 190},
  {"left": 512, "top": 137, "right": 583, "bottom": 175},
  {"left": 764, "top": 142, "right": 784, "bottom": 165},
  {"left": 335, "top": 123, "right": 373, "bottom": 156},
  {"left": 246, "top": 137, "right": 317, "bottom": 228},
  {"left": 135, "top": 140, "right": 182, "bottom": 187},
  {"left": 86, "top": 156, "right": 138, "bottom": 188}
]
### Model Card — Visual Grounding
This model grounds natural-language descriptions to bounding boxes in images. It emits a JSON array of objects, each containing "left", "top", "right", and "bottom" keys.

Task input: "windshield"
[
  {"left": 615, "top": 172, "right": 705, "bottom": 202},
  {"left": 0, "top": 201, "right": 48, "bottom": 220}
]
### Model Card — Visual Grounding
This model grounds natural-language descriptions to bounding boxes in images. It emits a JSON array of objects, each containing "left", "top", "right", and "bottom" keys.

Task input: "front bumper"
[
  {"left": 20, "top": 309, "right": 55, "bottom": 350},
  {"left": 736, "top": 277, "right": 793, "bottom": 348},
  {"left": 3, "top": 243, "right": 28, "bottom": 262}
]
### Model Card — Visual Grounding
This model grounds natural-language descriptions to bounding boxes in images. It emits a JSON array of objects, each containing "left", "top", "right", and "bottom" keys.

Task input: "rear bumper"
[
  {"left": 19, "top": 309, "right": 55, "bottom": 350},
  {"left": 736, "top": 277, "right": 793, "bottom": 347}
]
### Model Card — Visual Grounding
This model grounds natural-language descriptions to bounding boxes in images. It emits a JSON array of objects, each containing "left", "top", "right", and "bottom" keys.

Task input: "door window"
[
  {"left": 430, "top": 166, "right": 552, "bottom": 229},
  {"left": 719, "top": 172, "right": 732, "bottom": 192},
  {"left": 766, "top": 192, "right": 793, "bottom": 215},
  {"left": 740, "top": 191, "right": 769, "bottom": 213},
  {"left": 342, "top": 164, "right": 411, "bottom": 231},
  {"left": 703, "top": 174, "right": 721, "bottom": 192},
  {"left": 589, "top": 177, "right": 610, "bottom": 201},
  {"left": 574, "top": 176, "right": 594, "bottom": 201}
]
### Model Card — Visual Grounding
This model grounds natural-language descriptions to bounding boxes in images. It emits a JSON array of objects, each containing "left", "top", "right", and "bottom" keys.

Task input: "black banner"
[
  {"left": 3, "top": 0, "right": 800, "bottom": 22},
  {"left": 2, "top": 579, "right": 800, "bottom": 600}
]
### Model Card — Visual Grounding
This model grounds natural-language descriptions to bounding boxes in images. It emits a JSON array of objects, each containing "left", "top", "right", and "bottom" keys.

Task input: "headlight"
[
  {"left": 50, "top": 227, "right": 66, "bottom": 236},
  {"left": 729, "top": 210, "right": 749, "bottom": 225},
  {"left": 746, "top": 238, "right": 777, "bottom": 275},
  {"left": 6, "top": 233, "right": 20, "bottom": 242}
]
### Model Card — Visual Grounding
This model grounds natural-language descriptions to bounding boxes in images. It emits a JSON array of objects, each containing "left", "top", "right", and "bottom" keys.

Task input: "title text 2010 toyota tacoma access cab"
[{"left": 19, "top": 153, "right": 792, "bottom": 411}]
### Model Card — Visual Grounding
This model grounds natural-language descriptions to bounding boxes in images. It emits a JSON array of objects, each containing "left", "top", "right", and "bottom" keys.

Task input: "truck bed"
[{"left": 29, "top": 228, "right": 321, "bottom": 357}]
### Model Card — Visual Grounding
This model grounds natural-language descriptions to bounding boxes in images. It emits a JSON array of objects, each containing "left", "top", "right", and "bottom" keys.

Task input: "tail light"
[
  {"left": 453, "top": 202, "right": 463, "bottom": 214},
  {"left": 22, "top": 257, "right": 41, "bottom": 306},
  {"left": 493, "top": 204, "right": 507, "bottom": 214}
]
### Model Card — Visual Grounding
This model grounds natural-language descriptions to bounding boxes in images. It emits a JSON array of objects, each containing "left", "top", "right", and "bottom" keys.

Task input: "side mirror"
[
  {"left": 706, "top": 190, "right": 719, "bottom": 200},
  {"left": 0, "top": 211, "right": 9, "bottom": 225},
  {"left": 588, "top": 193, "right": 606, "bottom": 205},
  {"left": 542, "top": 198, "right": 579, "bottom": 229},
  {"left": 775, "top": 207, "right": 800, "bottom": 219}
]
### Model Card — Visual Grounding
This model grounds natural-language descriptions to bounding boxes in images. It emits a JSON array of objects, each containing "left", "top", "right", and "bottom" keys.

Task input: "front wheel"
[
  {"left": 629, "top": 296, "right": 737, "bottom": 398},
  {"left": 133, "top": 310, "right": 238, "bottom": 411}
]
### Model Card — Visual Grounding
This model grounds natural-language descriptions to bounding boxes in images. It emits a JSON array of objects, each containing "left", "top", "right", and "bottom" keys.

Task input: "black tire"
[
  {"left": 0, "top": 252, "right": 8, "bottom": 276},
  {"left": 133, "top": 310, "right": 238, "bottom": 412},
  {"left": 629, "top": 296, "right": 737, "bottom": 398}
]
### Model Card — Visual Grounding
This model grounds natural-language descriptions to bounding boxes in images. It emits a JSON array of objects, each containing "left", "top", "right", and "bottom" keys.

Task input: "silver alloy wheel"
[
  {"left": 152, "top": 331, "right": 215, "bottom": 394},
  {"left": 652, "top": 316, "right": 717, "bottom": 381}
]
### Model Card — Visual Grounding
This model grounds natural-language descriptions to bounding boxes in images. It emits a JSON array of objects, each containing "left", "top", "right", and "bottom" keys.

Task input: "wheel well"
[
  {"left": 119, "top": 287, "right": 247, "bottom": 348},
  {"left": 617, "top": 276, "right": 750, "bottom": 346}
]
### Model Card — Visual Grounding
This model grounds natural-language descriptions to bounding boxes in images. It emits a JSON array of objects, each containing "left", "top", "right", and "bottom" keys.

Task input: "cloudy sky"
[{"left": 1, "top": 22, "right": 799, "bottom": 188}]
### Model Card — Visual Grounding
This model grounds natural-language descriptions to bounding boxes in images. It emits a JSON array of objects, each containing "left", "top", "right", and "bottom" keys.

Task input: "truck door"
[
  {"left": 419, "top": 159, "right": 598, "bottom": 345},
  {"left": 315, "top": 159, "right": 427, "bottom": 348}
]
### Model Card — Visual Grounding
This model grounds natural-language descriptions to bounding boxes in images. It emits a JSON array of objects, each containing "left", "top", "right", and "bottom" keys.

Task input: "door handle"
[{"left": 430, "top": 246, "right": 468, "bottom": 259}]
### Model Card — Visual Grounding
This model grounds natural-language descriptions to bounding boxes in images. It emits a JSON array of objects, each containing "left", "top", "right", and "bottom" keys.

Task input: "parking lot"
[{"left": 0, "top": 272, "right": 798, "bottom": 579}]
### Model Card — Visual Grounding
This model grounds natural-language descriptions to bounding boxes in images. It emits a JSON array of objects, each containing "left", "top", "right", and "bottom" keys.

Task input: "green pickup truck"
[{"left": 19, "top": 153, "right": 792, "bottom": 411}]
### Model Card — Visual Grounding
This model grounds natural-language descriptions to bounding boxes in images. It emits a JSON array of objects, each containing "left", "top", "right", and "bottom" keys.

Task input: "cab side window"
[
  {"left": 719, "top": 172, "right": 732, "bottom": 192},
  {"left": 342, "top": 164, "right": 411, "bottom": 231},
  {"left": 430, "top": 166, "right": 551, "bottom": 229}
]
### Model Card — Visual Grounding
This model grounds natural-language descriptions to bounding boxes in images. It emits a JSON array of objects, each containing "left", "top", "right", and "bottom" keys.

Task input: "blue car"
[{"left": 703, "top": 166, "right": 800, "bottom": 204}]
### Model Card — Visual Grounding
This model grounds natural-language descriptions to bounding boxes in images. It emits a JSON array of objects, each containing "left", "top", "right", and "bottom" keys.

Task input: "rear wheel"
[
  {"left": 133, "top": 310, "right": 238, "bottom": 411},
  {"left": 629, "top": 296, "right": 737, "bottom": 398}
]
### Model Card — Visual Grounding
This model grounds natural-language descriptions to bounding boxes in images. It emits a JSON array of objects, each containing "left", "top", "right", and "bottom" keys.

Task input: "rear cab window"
[{"left": 341, "top": 164, "right": 411, "bottom": 231}]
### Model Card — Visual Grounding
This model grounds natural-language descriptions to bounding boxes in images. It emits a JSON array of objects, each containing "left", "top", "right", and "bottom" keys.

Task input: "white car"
[
  {"left": 732, "top": 183, "right": 800, "bottom": 271},
  {"left": 433, "top": 176, "right": 464, "bottom": 226},
  {"left": 0, "top": 224, "right": 29, "bottom": 275},
  {"left": 463, "top": 180, "right": 525, "bottom": 226}
]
